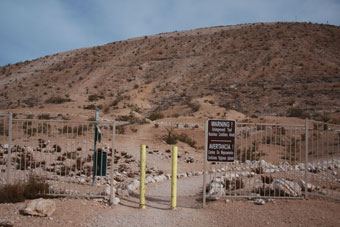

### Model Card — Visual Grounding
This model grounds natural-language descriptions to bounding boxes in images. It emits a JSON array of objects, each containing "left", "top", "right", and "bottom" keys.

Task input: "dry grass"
[{"left": 0, "top": 174, "right": 49, "bottom": 203}]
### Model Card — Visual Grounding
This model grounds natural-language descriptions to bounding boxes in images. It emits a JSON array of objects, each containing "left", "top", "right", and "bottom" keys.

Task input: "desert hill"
[{"left": 0, "top": 22, "right": 339, "bottom": 122}]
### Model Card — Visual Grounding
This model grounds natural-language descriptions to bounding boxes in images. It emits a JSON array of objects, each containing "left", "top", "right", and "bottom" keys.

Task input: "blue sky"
[{"left": 1, "top": 0, "right": 339, "bottom": 66}]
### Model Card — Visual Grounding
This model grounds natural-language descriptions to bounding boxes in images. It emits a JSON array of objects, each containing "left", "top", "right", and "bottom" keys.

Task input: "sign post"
[
  {"left": 203, "top": 119, "right": 236, "bottom": 207},
  {"left": 92, "top": 108, "right": 100, "bottom": 186}
]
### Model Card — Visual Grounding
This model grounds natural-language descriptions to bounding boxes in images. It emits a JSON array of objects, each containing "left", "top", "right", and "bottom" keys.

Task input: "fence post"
[
  {"left": 304, "top": 119, "right": 309, "bottom": 199},
  {"left": 110, "top": 121, "right": 116, "bottom": 205},
  {"left": 171, "top": 146, "right": 178, "bottom": 210},
  {"left": 6, "top": 112, "right": 13, "bottom": 184},
  {"left": 140, "top": 144, "right": 146, "bottom": 209}
]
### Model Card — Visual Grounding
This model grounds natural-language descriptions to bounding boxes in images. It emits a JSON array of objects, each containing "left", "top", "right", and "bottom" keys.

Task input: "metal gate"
[
  {"left": 205, "top": 121, "right": 340, "bottom": 201},
  {"left": 0, "top": 113, "right": 116, "bottom": 201}
]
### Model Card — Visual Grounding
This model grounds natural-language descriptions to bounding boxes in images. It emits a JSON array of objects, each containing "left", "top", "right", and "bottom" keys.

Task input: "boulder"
[
  {"left": 126, "top": 179, "right": 140, "bottom": 194},
  {"left": 117, "top": 188, "right": 129, "bottom": 197},
  {"left": 145, "top": 176, "right": 155, "bottom": 184},
  {"left": 207, "top": 182, "right": 224, "bottom": 200},
  {"left": 111, "top": 197, "right": 120, "bottom": 205},
  {"left": 102, "top": 186, "right": 116, "bottom": 196},
  {"left": 273, "top": 179, "right": 302, "bottom": 197},
  {"left": 298, "top": 179, "right": 316, "bottom": 192},
  {"left": 22, "top": 198, "right": 56, "bottom": 217},
  {"left": 254, "top": 199, "right": 265, "bottom": 205},
  {"left": 0, "top": 219, "right": 14, "bottom": 227}
]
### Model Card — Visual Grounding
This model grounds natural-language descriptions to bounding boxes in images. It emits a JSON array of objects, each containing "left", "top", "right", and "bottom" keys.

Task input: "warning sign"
[{"left": 206, "top": 119, "right": 236, "bottom": 162}]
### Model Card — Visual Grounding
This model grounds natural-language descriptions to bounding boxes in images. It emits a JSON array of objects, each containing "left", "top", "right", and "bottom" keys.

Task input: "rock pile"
[{"left": 206, "top": 159, "right": 340, "bottom": 199}]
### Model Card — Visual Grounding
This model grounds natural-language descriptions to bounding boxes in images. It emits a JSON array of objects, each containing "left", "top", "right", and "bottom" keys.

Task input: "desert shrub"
[
  {"left": 84, "top": 104, "right": 96, "bottom": 110},
  {"left": 287, "top": 107, "right": 309, "bottom": 118},
  {"left": 44, "top": 96, "right": 71, "bottom": 104},
  {"left": 23, "top": 97, "right": 39, "bottom": 107},
  {"left": 148, "top": 112, "right": 164, "bottom": 121},
  {"left": 38, "top": 113, "right": 51, "bottom": 120},
  {"left": 116, "top": 125, "right": 125, "bottom": 134},
  {"left": 0, "top": 182, "right": 25, "bottom": 203},
  {"left": 24, "top": 175, "right": 49, "bottom": 199},
  {"left": 116, "top": 113, "right": 147, "bottom": 124},
  {"left": 177, "top": 133, "right": 196, "bottom": 148},
  {"left": 163, "top": 130, "right": 196, "bottom": 147},
  {"left": 186, "top": 101, "right": 200, "bottom": 112},
  {"left": 220, "top": 102, "right": 232, "bottom": 110},
  {"left": 0, "top": 174, "right": 49, "bottom": 203},
  {"left": 164, "top": 129, "right": 178, "bottom": 145},
  {"left": 88, "top": 94, "right": 104, "bottom": 102},
  {"left": 103, "top": 106, "right": 110, "bottom": 114}
]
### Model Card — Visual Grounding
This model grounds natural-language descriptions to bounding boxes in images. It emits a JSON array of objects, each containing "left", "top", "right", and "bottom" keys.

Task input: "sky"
[{"left": 0, "top": 0, "right": 340, "bottom": 66}]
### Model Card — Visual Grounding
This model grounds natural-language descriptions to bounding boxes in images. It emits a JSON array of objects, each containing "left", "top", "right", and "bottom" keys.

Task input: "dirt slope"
[{"left": 0, "top": 22, "right": 339, "bottom": 122}]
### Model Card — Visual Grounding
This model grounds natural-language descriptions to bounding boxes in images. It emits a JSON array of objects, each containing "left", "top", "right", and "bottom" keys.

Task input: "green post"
[{"left": 92, "top": 108, "right": 100, "bottom": 186}]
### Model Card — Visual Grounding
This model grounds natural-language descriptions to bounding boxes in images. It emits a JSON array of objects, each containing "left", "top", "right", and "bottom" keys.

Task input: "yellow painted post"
[
  {"left": 140, "top": 144, "right": 146, "bottom": 209},
  {"left": 171, "top": 146, "right": 178, "bottom": 209}
]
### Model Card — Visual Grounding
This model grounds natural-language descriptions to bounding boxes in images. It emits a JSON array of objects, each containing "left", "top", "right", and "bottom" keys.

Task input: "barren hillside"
[{"left": 0, "top": 22, "right": 339, "bottom": 122}]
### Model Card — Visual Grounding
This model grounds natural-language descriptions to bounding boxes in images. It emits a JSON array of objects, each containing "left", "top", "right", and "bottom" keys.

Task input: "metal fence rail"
[
  {"left": 1, "top": 113, "right": 339, "bottom": 202},
  {"left": 0, "top": 113, "right": 116, "bottom": 200},
  {"left": 206, "top": 121, "right": 340, "bottom": 201},
  {"left": 305, "top": 120, "right": 340, "bottom": 200}
]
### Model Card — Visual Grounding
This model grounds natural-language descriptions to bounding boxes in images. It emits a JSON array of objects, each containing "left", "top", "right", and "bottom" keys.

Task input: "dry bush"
[
  {"left": 163, "top": 129, "right": 197, "bottom": 148},
  {"left": 44, "top": 96, "right": 71, "bottom": 104},
  {"left": 148, "top": 112, "right": 164, "bottom": 121},
  {"left": 0, "top": 174, "right": 49, "bottom": 203}
]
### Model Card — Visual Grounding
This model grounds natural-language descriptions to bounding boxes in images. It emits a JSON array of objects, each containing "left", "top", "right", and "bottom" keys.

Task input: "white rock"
[
  {"left": 298, "top": 179, "right": 316, "bottom": 192},
  {"left": 273, "top": 179, "right": 302, "bottom": 197},
  {"left": 153, "top": 175, "right": 163, "bottom": 182},
  {"left": 259, "top": 160, "right": 267, "bottom": 166},
  {"left": 111, "top": 197, "right": 120, "bottom": 205},
  {"left": 103, "top": 186, "right": 116, "bottom": 196},
  {"left": 178, "top": 173, "right": 187, "bottom": 178},
  {"left": 79, "top": 178, "right": 86, "bottom": 184},
  {"left": 146, "top": 176, "right": 155, "bottom": 184},
  {"left": 26, "top": 146, "right": 34, "bottom": 152},
  {"left": 254, "top": 199, "right": 265, "bottom": 205},
  {"left": 117, "top": 188, "right": 129, "bottom": 197},
  {"left": 126, "top": 179, "right": 140, "bottom": 194},
  {"left": 23, "top": 198, "right": 56, "bottom": 217},
  {"left": 208, "top": 182, "right": 224, "bottom": 199}
]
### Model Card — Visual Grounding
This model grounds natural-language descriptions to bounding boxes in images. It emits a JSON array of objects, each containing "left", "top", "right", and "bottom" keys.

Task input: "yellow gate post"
[
  {"left": 140, "top": 144, "right": 146, "bottom": 208},
  {"left": 171, "top": 146, "right": 178, "bottom": 209}
]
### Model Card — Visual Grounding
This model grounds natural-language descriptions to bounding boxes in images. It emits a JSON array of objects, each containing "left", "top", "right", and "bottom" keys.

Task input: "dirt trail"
[{"left": 86, "top": 176, "right": 340, "bottom": 227}]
